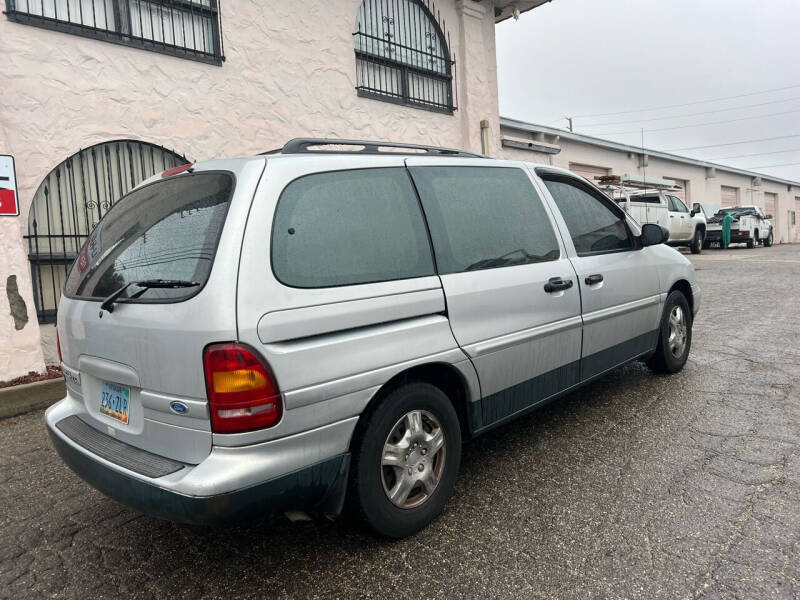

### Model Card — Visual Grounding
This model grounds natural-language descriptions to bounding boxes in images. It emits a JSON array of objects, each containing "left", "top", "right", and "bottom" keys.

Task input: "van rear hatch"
[{"left": 57, "top": 161, "right": 263, "bottom": 464}]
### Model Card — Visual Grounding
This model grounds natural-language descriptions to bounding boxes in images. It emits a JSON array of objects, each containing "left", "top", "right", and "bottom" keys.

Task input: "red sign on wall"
[{"left": 0, "top": 155, "right": 19, "bottom": 217}]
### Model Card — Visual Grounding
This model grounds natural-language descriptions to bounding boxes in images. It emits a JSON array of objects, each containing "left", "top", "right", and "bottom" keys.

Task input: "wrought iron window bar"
[
  {"left": 354, "top": 0, "right": 456, "bottom": 114},
  {"left": 4, "top": 0, "right": 224, "bottom": 65},
  {"left": 23, "top": 140, "right": 187, "bottom": 323}
]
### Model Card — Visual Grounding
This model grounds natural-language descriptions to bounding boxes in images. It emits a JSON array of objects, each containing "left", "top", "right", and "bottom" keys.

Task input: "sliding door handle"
[
  {"left": 544, "top": 277, "right": 573, "bottom": 293},
  {"left": 584, "top": 274, "right": 604, "bottom": 285}
]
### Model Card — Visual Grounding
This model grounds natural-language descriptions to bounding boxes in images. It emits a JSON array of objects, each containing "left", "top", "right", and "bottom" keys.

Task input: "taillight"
[
  {"left": 56, "top": 330, "right": 63, "bottom": 363},
  {"left": 203, "top": 343, "right": 282, "bottom": 433}
]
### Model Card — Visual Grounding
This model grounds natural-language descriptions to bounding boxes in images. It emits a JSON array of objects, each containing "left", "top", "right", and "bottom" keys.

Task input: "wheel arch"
[
  {"left": 351, "top": 362, "right": 477, "bottom": 448},
  {"left": 669, "top": 278, "right": 694, "bottom": 314}
]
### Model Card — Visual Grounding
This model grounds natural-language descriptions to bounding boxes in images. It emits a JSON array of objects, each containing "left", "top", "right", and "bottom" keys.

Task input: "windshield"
[{"left": 64, "top": 172, "right": 234, "bottom": 302}]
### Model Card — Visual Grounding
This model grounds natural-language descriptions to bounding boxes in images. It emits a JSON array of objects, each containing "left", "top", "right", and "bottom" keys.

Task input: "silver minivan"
[{"left": 47, "top": 139, "right": 700, "bottom": 538}]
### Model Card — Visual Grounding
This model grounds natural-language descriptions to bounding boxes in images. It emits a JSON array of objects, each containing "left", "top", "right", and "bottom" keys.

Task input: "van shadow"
[{"left": 102, "top": 360, "right": 664, "bottom": 594}]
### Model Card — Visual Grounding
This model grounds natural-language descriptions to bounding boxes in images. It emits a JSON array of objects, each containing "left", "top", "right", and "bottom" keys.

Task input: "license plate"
[{"left": 100, "top": 382, "right": 130, "bottom": 425}]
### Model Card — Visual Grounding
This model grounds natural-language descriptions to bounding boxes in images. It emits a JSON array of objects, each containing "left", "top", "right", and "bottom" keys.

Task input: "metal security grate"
[
  {"left": 4, "top": 0, "right": 224, "bottom": 65},
  {"left": 23, "top": 140, "right": 187, "bottom": 323},
  {"left": 56, "top": 415, "right": 186, "bottom": 478},
  {"left": 354, "top": 0, "right": 456, "bottom": 114}
]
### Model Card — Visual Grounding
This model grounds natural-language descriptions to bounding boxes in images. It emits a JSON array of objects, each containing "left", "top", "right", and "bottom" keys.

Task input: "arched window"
[
  {"left": 354, "top": 0, "right": 456, "bottom": 114},
  {"left": 24, "top": 140, "right": 187, "bottom": 322}
]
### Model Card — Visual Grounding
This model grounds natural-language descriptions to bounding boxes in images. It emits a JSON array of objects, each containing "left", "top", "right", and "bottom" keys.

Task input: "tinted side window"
[
  {"left": 542, "top": 178, "right": 633, "bottom": 255},
  {"left": 272, "top": 168, "right": 434, "bottom": 288},
  {"left": 409, "top": 166, "right": 560, "bottom": 274}
]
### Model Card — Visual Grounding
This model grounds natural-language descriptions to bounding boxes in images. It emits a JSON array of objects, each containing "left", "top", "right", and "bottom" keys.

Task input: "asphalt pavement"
[{"left": 2, "top": 244, "right": 799, "bottom": 599}]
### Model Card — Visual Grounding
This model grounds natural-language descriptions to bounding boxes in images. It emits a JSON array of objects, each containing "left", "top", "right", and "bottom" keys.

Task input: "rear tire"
[
  {"left": 646, "top": 291, "right": 692, "bottom": 374},
  {"left": 690, "top": 229, "right": 703, "bottom": 254},
  {"left": 764, "top": 229, "right": 773, "bottom": 247},
  {"left": 746, "top": 238, "right": 755, "bottom": 249},
  {"left": 351, "top": 382, "right": 461, "bottom": 538}
]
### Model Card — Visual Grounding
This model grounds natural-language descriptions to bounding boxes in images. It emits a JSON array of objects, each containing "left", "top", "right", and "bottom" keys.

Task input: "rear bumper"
[
  {"left": 705, "top": 230, "right": 750, "bottom": 243},
  {"left": 45, "top": 399, "right": 354, "bottom": 524}
]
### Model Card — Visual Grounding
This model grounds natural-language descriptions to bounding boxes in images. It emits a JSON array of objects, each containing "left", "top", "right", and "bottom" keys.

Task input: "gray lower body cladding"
[
  {"left": 469, "top": 330, "right": 659, "bottom": 434},
  {"left": 47, "top": 418, "right": 348, "bottom": 525}
]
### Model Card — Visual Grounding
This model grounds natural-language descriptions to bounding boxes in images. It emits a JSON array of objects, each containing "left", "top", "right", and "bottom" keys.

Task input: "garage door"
[
  {"left": 721, "top": 185, "right": 739, "bottom": 208},
  {"left": 666, "top": 177, "right": 689, "bottom": 204},
  {"left": 569, "top": 163, "right": 609, "bottom": 185}
]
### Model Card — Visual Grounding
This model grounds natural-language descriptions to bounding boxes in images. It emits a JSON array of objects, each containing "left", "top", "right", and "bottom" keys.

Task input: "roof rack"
[{"left": 265, "top": 138, "right": 484, "bottom": 158}]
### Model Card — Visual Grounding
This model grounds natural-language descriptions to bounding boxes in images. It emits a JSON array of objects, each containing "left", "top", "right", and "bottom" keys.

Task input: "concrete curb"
[{"left": 0, "top": 378, "right": 66, "bottom": 419}]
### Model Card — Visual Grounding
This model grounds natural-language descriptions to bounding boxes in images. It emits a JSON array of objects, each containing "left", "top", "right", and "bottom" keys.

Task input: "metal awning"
[{"left": 492, "top": 1, "right": 553, "bottom": 23}]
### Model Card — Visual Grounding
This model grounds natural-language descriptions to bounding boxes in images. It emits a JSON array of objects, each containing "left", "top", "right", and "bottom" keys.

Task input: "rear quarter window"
[{"left": 271, "top": 168, "right": 434, "bottom": 288}]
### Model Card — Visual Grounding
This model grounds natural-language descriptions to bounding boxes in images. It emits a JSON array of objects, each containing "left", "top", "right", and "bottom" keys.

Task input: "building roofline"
[{"left": 499, "top": 116, "right": 800, "bottom": 188}]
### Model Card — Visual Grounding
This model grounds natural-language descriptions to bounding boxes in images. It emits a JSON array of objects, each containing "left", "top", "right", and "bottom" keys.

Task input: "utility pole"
[{"left": 566, "top": 117, "right": 573, "bottom": 132}]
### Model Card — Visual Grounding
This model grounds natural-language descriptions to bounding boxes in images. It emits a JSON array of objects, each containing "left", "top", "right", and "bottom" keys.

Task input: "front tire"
[
  {"left": 351, "top": 382, "right": 461, "bottom": 538},
  {"left": 764, "top": 229, "right": 773, "bottom": 247},
  {"left": 690, "top": 228, "right": 703, "bottom": 254},
  {"left": 646, "top": 291, "right": 692, "bottom": 374}
]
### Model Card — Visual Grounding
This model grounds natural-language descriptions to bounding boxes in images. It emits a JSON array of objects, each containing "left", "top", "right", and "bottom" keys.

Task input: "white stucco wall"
[
  {"left": 499, "top": 125, "right": 800, "bottom": 244},
  {"left": 0, "top": 0, "right": 502, "bottom": 380}
]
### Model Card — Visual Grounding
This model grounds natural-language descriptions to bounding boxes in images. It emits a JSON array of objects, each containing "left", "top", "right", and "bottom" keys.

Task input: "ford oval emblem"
[{"left": 169, "top": 401, "right": 189, "bottom": 415}]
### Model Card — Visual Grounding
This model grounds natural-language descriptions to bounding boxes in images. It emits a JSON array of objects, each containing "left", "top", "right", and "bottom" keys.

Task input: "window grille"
[
  {"left": 4, "top": 0, "right": 224, "bottom": 65},
  {"left": 23, "top": 140, "right": 188, "bottom": 323},
  {"left": 354, "top": 0, "right": 456, "bottom": 114}
]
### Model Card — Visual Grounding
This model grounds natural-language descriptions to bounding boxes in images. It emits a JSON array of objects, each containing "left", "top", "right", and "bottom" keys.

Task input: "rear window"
[
  {"left": 408, "top": 166, "right": 559, "bottom": 274},
  {"left": 64, "top": 172, "right": 234, "bottom": 301},
  {"left": 631, "top": 195, "right": 661, "bottom": 204},
  {"left": 271, "top": 168, "right": 434, "bottom": 288}
]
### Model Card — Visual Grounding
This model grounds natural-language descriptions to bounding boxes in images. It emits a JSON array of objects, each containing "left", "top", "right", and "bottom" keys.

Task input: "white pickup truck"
[
  {"left": 616, "top": 191, "right": 707, "bottom": 254},
  {"left": 705, "top": 205, "right": 774, "bottom": 248}
]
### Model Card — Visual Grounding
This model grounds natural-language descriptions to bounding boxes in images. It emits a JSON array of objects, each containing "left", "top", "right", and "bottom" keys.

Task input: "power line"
[
  {"left": 591, "top": 108, "right": 800, "bottom": 136},
  {"left": 668, "top": 134, "right": 800, "bottom": 151},
  {"left": 708, "top": 147, "right": 800, "bottom": 160},
  {"left": 572, "top": 83, "right": 800, "bottom": 119},
  {"left": 579, "top": 96, "right": 800, "bottom": 128},
  {"left": 746, "top": 161, "right": 800, "bottom": 169}
]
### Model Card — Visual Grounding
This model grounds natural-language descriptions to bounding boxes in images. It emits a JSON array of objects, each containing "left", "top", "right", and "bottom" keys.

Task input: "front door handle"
[
  {"left": 585, "top": 274, "right": 604, "bottom": 285},
  {"left": 544, "top": 277, "right": 573, "bottom": 293}
]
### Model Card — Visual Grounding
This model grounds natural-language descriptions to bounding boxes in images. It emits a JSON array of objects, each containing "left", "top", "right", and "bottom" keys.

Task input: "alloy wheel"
[
  {"left": 667, "top": 305, "right": 688, "bottom": 359},
  {"left": 381, "top": 410, "right": 446, "bottom": 509}
]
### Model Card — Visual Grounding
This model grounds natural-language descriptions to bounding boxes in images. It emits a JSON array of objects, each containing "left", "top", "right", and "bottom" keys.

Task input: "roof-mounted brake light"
[{"left": 161, "top": 163, "right": 194, "bottom": 178}]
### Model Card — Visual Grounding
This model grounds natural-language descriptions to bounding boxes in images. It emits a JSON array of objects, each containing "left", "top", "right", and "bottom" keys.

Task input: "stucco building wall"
[{"left": 0, "top": 0, "right": 501, "bottom": 379}]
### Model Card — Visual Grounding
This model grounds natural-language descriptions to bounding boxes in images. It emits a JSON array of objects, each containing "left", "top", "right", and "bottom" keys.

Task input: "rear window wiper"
[{"left": 100, "top": 279, "right": 200, "bottom": 313}]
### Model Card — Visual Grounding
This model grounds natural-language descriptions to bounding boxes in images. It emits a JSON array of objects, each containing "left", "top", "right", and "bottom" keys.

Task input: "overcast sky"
[{"left": 496, "top": 0, "right": 800, "bottom": 181}]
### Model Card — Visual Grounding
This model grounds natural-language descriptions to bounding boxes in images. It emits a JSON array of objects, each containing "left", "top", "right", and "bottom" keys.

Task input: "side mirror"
[
  {"left": 641, "top": 223, "right": 669, "bottom": 247},
  {"left": 765, "top": 214, "right": 773, "bottom": 220},
  {"left": 690, "top": 203, "right": 701, "bottom": 217}
]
